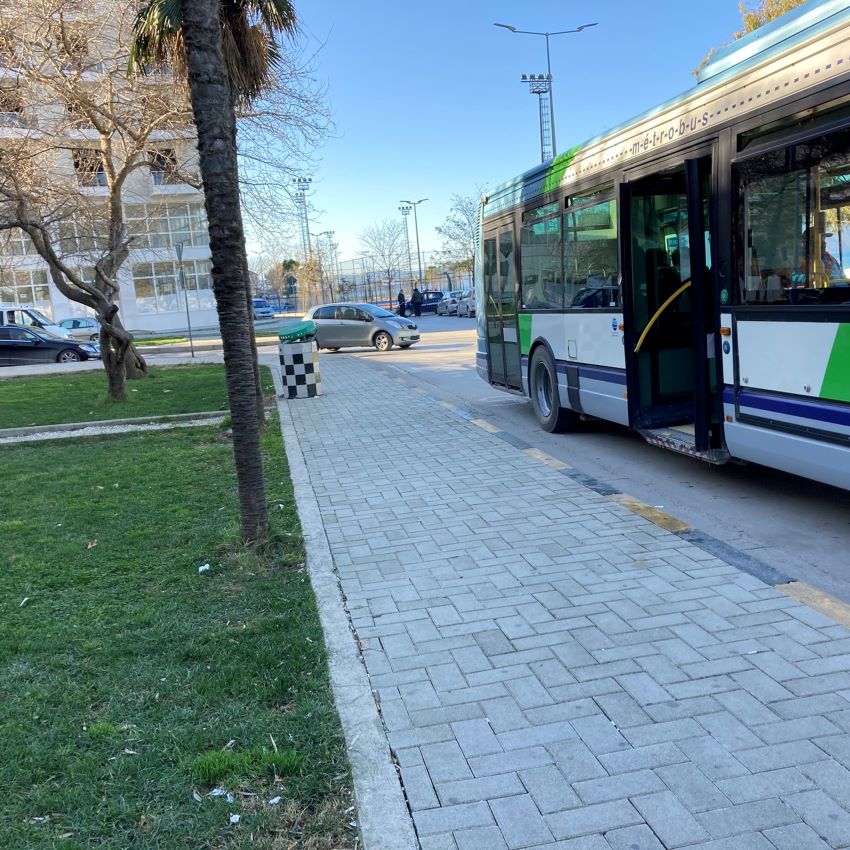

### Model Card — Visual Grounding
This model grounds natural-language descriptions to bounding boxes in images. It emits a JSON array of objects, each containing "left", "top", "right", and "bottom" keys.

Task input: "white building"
[{"left": 0, "top": 0, "right": 218, "bottom": 335}]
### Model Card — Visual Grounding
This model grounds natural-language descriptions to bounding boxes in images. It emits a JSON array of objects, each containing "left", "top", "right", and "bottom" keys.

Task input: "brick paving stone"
[
  {"left": 696, "top": 799, "right": 798, "bottom": 838},
  {"left": 400, "top": 764, "right": 439, "bottom": 810},
  {"left": 436, "top": 773, "right": 524, "bottom": 807},
  {"left": 656, "top": 762, "right": 732, "bottom": 812},
  {"left": 490, "top": 794, "right": 555, "bottom": 849},
  {"left": 451, "top": 718, "right": 503, "bottom": 757},
  {"left": 784, "top": 789, "right": 850, "bottom": 847},
  {"left": 413, "top": 801, "right": 495, "bottom": 836},
  {"left": 762, "top": 822, "right": 832, "bottom": 850},
  {"left": 632, "top": 790, "right": 710, "bottom": 847},
  {"left": 451, "top": 825, "right": 508, "bottom": 850},
  {"left": 604, "top": 824, "right": 665, "bottom": 850},
  {"left": 287, "top": 357, "right": 850, "bottom": 850},
  {"left": 546, "top": 800, "right": 642, "bottom": 840}
]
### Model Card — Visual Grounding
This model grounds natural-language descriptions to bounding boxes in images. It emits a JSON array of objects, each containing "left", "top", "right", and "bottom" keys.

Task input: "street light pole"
[
  {"left": 399, "top": 205, "right": 414, "bottom": 286},
  {"left": 293, "top": 176, "right": 313, "bottom": 259},
  {"left": 400, "top": 198, "right": 427, "bottom": 288},
  {"left": 174, "top": 241, "right": 195, "bottom": 358},
  {"left": 494, "top": 21, "right": 597, "bottom": 159}
]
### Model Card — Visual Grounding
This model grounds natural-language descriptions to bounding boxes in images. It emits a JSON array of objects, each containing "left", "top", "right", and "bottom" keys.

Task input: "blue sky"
[{"left": 293, "top": 1, "right": 745, "bottom": 266}]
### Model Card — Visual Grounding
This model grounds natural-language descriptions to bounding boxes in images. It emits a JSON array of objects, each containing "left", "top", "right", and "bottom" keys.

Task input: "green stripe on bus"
[
  {"left": 821, "top": 324, "right": 850, "bottom": 403},
  {"left": 541, "top": 145, "right": 583, "bottom": 196},
  {"left": 518, "top": 313, "right": 532, "bottom": 356}
]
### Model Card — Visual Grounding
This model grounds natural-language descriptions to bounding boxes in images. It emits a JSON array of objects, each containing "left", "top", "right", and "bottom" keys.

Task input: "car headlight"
[{"left": 81, "top": 344, "right": 97, "bottom": 353}]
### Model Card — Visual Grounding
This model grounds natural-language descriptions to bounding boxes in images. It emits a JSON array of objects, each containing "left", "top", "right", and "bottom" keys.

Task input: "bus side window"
[{"left": 520, "top": 214, "right": 563, "bottom": 309}]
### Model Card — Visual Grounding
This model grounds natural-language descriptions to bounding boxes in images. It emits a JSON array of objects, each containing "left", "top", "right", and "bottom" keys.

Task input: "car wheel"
[
  {"left": 399, "top": 343, "right": 412, "bottom": 348},
  {"left": 89, "top": 333, "right": 99, "bottom": 341},
  {"left": 529, "top": 346, "right": 577, "bottom": 433},
  {"left": 373, "top": 331, "right": 392, "bottom": 352},
  {"left": 327, "top": 347, "right": 340, "bottom": 352},
  {"left": 57, "top": 349, "right": 82, "bottom": 363}
]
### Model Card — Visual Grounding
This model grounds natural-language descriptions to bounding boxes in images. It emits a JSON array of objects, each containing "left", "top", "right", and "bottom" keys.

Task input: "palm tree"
[{"left": 129, "top": 0, "right": 297, "bottom": 541}]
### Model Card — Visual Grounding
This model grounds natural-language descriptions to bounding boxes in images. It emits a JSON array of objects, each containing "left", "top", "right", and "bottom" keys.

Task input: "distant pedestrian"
[
  {"left": 411, "top": 286, "right": 423, "bottom": 317},
  {"left": 397, "top": 289, "right": 406, "bottom": 317}
]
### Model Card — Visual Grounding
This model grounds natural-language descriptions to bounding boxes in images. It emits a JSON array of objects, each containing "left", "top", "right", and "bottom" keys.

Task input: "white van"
[{"left": 0, "top": 304, "right": 74, "bottom": 339}]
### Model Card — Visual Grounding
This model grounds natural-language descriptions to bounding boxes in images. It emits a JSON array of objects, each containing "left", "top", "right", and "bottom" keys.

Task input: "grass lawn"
[
  {"left": 0, "top": 422, "right": 354, "bottom": 849},
  {"left": 0, "top": 364, "right": 276, "bottom": 430}
]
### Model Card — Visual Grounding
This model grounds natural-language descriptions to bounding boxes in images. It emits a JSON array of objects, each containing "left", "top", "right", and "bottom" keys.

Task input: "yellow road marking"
[
  {"left": 610, "top": 493, "right": 692, "bottom": 533},
  {"left": 471, "top": 418, "right": 502, "bottom": 434},
  {"left": 438, "top": 400, "right": 455, "bottom": 410},
  {"left": 779, "top": 581, "right": 850, "bottom": 629},
  {"left": 522, "top": 447, "right": 571, "bottom": 470},
  {"left": 410, "top": 387, "right": 426, "bottom": 395}
]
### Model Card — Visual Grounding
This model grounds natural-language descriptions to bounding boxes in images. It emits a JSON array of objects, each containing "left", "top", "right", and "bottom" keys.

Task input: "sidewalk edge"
[{"left": 271, "top": 367, "right": 418, "bottom": 850}]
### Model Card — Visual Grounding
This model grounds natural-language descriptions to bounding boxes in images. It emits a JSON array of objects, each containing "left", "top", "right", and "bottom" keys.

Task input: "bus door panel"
[
  {"left": 626, "top": 168, "right": 696, "bottom": 428},
  {"left": 485, "top": 227, "right": 522, "bottom": 390},
  {"left": 684, "top": 155, "right": 723, "bottom": 452}
]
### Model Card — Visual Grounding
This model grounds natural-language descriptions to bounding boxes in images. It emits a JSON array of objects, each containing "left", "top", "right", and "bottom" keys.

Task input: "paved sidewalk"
[{"left": 288, "top": 354, "right": 850, "bottom": 850}]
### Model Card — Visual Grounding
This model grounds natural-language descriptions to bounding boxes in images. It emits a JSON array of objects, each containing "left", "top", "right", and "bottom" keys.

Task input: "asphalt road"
[{"left": 338, "top": 313, "right": 850, "bottom": 605}]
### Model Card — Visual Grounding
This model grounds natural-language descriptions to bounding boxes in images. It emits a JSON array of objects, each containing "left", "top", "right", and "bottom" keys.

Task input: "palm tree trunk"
[{"left": 180, "top": 0, "right": 267, "bottom": 541}]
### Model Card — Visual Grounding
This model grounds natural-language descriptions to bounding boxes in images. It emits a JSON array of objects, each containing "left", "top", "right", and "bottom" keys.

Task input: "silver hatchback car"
[{"left": 305, "top": 303, "right": 420, "bottom": 352}]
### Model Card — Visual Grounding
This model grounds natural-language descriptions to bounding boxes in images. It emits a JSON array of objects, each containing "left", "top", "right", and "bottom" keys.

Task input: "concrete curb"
[
  {"left": 270, "top": 363, "right": 418, "bottom": 850},
  {"left": 0, "top": 410, "right": 226, "bottom": 439}
]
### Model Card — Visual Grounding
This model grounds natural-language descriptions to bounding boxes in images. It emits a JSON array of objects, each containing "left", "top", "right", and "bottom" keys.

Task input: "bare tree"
[
  {"left": 0, "top": 0, "right": 204, "bottom": 397},
  {"left": 360, "top": 219, "right": 407, "bottom": 296},
  {"left": 435, "top": 189, "right": 484, "bottom": 281}
]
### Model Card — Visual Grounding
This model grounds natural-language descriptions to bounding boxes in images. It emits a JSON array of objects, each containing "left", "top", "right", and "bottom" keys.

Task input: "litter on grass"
[
  {"left": 198, "top": 563, "right": 211, "bottom": 574},
  {"left": 229, "top": 814, "right": 240, "bottom": 825}
]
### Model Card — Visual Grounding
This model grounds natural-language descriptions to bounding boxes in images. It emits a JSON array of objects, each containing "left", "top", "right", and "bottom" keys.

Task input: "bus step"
[{"left": 639, "top": 426, "right": 730, "bottom": 465}]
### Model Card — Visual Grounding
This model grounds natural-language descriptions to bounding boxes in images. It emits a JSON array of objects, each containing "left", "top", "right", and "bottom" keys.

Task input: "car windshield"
[
  {"left": 252, "top": 299, "right": 268, "bottom": 307},
  {"left": 28, "top": 309, "right": 54, "bottom": 324},
  {"left": 359, "top": 304, "right": 396, "bottom": 318}
]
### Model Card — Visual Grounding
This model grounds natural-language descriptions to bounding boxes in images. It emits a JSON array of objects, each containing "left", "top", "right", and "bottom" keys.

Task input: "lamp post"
[
  {"left": 400, "top": 198, "right": 427, "bottom": 288},
  {"left": 317, "top": 231, "right": 335, "bottom": 301},
  {"left": 494, "top": 21, "right": 597, "bottom": 159},
  {"left": 293, "top": 176, "right": 313, "bottom": 259},
  {"left": 174, "top": 241, "right": 195, "bottom": 358},
  {"left": 399, "top": 205, "right": 414, "bottom": 286}
]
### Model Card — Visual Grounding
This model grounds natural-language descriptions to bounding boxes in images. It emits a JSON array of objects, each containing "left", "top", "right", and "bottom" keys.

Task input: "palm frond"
[{"left": 128, "top": 0, "right": 184, "bottom": 76}]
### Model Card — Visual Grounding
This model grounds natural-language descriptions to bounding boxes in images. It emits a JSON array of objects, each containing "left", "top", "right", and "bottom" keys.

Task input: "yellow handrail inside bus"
[{"left": 633, "top": 278, "right": 692, "bottom": 353}]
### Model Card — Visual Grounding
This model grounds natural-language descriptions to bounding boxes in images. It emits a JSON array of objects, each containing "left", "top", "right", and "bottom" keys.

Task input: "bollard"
[{"left": 278, "top": 320, "right": 322, "bottom": 399}]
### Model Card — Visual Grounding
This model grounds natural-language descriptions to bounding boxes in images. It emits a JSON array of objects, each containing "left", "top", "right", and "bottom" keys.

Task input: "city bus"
[{"left": 476, "top": 0, "right": 850, "bottom": 491}]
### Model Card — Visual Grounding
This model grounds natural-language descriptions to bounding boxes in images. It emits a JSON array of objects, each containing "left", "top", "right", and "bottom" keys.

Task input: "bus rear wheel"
[{"left": 530, "top": 347, "right": 577, "bottom": 433}]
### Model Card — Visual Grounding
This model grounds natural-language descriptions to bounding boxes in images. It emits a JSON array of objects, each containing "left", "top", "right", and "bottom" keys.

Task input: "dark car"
[
  {"left": 0, "top": 325, "right": 100, "bottom": 366},
  {"left": 406, "top": 290, "right": 444, "bottom": 314}
]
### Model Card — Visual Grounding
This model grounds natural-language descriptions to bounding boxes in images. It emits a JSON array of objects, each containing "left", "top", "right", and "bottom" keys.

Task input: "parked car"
[
  {"left": 0, "top": 303, "right": 74, "bottom": 339},
  {"left": 304, "top": 302, "right": 420, "bottom": 351},
  {"left": 251, "top": 298, "right": 276, "bottom": 319},
  {"left": 57, "top": 315, "right": 101, "bottom": 341},
  {"left": 405, "top": 289, "right": 444, "bottom": 315},
  {"left": 436, "top": 290, "right": 464, "bottom": 315},
  {"left": 457, "top": 289, "right": 476, "bottom": 317},
  {"left": 0, "top": 325, "right": 100, "bottom": 366}
]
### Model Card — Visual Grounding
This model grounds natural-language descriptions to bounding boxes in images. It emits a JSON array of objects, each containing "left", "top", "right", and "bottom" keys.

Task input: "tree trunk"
[
  {"left": 241, "top": 252, "right": 266, "bottom": 425},
  {"left": 181, "top": 0, "right": 267, "bottom": 542},
  {"left": 97, "top": 305, "right": 149, "bottom": 398}
]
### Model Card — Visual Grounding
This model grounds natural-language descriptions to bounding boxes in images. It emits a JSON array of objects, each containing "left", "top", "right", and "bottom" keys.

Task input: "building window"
[
  {"left": 58, "top": 216, "right": 108, "bottom": 255},
  {"left": 73, "top": 148, "right": 107, "bottom": 187},
  {"left": 125, "top": 203, "right": 209, "bottom": 249},
  {"left": 149, "top": 148, "right": 181, "bottom": 186},
  {"left": 55, "top": 28, "right": 88, "bottom": 67},
  {"left": 0, "top": 227, "right": 37, "bottom": 257},
  {"left": 65, "top": 97, "right": 91, "bottom": 130},
  {"left": 132, "top": 259, "right": 214, "bottom": 313},
  {"left": 0, "top": 86, "right": 24, "bottom": 126},
  {"left": 0, "top": 268, "right": 51, "bottom": 312}
]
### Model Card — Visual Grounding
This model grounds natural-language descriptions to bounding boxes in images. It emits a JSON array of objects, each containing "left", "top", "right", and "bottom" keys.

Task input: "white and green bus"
[{"left": 477, "top": 0, "right": 850, "bottom": 491}]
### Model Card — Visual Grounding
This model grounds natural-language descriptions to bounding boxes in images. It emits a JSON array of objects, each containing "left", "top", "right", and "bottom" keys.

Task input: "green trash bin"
[{"left": 278, "top": 321, "right": 321, "bottom": 399}]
